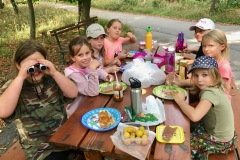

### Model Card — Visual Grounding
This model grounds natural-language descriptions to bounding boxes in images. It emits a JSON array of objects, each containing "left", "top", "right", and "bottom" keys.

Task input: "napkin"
[{"left": 110, "top": 123, "right": 156, "bottom": 160}]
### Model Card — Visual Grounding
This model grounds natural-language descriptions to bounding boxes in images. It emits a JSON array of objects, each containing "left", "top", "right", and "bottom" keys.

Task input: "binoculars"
[{"left": 28, "top": 63, "right": 47, "bottom": 74}]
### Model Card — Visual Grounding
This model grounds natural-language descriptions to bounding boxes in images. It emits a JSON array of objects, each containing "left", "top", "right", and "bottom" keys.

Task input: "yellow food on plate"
[{"left": 99, "top": 110, "right": 115, "bottom": 129}]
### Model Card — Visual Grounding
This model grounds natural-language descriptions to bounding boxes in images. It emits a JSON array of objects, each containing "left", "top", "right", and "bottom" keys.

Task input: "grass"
[
  {"left": 0, "top": 4, "right": 132, "bottom": 58},
  {"left": 90, "top": 0, "right": 240, "bottom": 25}
]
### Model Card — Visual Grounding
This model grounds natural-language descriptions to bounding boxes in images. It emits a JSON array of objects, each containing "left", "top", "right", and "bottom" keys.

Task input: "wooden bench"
[
  {"left": 50, "top": 16, "right": 98, "bottom": 64},
  {"left": 0, "top": 140, "right": 25, "bottom": 160}
]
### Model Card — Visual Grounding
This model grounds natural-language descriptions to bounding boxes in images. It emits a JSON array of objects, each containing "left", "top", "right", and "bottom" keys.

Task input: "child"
[
  {"left": 169, "top": 29, "right": 232, "bottom": 101},
  {"left": 104, "top": 19, "right": 137, "bottom": 65},
  {"left": 182, "top": 18, "right": 215, "bottom": 65},
  {"left": 65, "top": 36, "right": 114, "bottom": 117},
  {"left": 0, "top": 40, "right": 78, "bottom": 159},
  {"left": 86, "top": 23, "right": 121, "bottom": 73},
  {"left": 173, "top": 56, "right": 237, "bottom": 159}
]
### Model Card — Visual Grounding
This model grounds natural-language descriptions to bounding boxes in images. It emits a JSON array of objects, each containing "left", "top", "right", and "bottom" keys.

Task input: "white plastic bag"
[
  {"left": 135, "top": 95, "right": 166, "bottom": 126},
  {"left": 121, "top": 58, "right": 166, "bottom": 88}
]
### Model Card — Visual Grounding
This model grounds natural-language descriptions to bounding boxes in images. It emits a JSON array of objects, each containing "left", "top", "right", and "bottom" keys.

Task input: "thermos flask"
[{"left": 129, "top": 77, "right": 142, "bottom": 115}]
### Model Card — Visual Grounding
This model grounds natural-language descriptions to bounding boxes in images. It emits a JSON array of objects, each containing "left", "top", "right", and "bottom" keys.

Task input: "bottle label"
[{"left": 113, "top": 90, "right": 123, "bottom": 99}]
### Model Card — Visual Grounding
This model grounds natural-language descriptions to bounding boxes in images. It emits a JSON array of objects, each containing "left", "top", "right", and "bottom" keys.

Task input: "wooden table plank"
[
  {"left": 79, "top": 84, "right": 131, "bottom": 156},
  {"left": 49, "top": 94, "right": 112, "bottom": 149},
  {"left": 153, "top": 92, "right": 191, "bottom": 160}
]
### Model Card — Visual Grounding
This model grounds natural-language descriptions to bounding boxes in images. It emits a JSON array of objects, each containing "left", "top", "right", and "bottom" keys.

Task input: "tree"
[
  {"left": 210, "top": 0, "right": 220, "bottom": 12},
  {"left": 27, "top": 0, "right": 36, "bottom": 39},
  {"left": 0, "top": 0, "right": 4, "bottom": 9},
  {"left": 10, "top": 0, "right": 19, "bottom": 14}
]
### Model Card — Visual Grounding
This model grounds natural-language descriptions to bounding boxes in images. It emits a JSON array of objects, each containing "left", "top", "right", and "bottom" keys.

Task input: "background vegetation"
[{"left": 90, "top": 0, "right": 240, "bottom": 25}]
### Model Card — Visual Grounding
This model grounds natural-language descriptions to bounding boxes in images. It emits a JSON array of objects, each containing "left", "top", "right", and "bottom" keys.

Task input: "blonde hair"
[
  {"left": 202, "top": 29, "right": 229, "bottom": 60},
  {"left": 190, "top": 67, "right": 228, "bottom": 95}
]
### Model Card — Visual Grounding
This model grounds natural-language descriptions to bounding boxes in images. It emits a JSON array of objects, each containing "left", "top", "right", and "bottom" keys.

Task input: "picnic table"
[{"left": 49, "top": 59, "right": 191, "bottom": 160}]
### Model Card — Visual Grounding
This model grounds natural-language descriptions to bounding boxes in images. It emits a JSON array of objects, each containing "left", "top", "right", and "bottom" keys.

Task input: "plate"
[
  {"left": 123, "top": 51, "right": 139, "bottom": 58},
  {"left": 99, "top": 81, "right": 127, "bottom": 95},
  {"left": 152, "top": 85, "right": 187, "bottom": 100},
  {"left": 156, "top": 125, "right": 185, "bottom": 143},
  {"left": 81, "top": 108, "right": 121, "bottom": 131}
]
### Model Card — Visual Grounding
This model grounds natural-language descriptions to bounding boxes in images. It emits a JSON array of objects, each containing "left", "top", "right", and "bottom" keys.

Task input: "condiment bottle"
[
  {"left": 113, "top": 71, "right": 123, "bottom": 102},
  {"left": 113, "top": 83, "right": 123, "bottom": 102},
  {"left": 129, "top": 77, "right": 142, "bottom": 115},
  {"left": 145, "top": 27, "right": 152, "bottom": 51},
  {"left": 165, "top": 46, "right": 175, "bottom": 74}
]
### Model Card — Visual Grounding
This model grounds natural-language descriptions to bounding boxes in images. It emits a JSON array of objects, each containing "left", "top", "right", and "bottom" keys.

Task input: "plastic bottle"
[
  {"left": 145, "top": 27, "right": 152, "bottom": 51},
  {"left": 175, "top": 32, "right": 184, "bottom": 53},
  {"left": 165, "top": 46, "right": 175, "bottom": 74},
  {"left": 129, "top": 77, "right": 142, "bottom": 115}
]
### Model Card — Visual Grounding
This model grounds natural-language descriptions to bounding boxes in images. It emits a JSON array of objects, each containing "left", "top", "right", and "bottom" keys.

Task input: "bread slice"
[
  {"left": 101, "top": 86, "right": 113, "bottom": 93},
  {"left": 162, "top": 125, "right": 177, "bottom": 142},
  {"left": 99, "top": 110, "right": 111, "bottom": 129}
]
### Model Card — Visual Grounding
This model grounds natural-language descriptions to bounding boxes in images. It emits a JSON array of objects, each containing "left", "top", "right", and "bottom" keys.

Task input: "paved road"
[{"left": 41, "top": 2, "right": 240, "bottom": 90}]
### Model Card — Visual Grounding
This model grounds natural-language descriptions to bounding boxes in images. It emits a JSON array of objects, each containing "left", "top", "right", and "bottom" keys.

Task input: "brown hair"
[
  {"left": 87, "top": 37, "right": 106, "bottom": 59},
  {"left": 67, "top": 36, "right": 93, "bottom": 65},
  {"left": 202, "top": 29, "right": 229, "bottom": 61},
  {"left": 13, "top": 40, "right": 47, "bottom": 75},
  {"left": 107, "top": 19, "right": 122, "bottom": 29},
  {"left": 190, "top": 67, "right": 228, "bottom": 95}
]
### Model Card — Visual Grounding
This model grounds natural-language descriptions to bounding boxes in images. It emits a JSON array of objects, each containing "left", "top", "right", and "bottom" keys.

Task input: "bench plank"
[{"left": 0, "top": 141, "right": 25, "bottom": 160}]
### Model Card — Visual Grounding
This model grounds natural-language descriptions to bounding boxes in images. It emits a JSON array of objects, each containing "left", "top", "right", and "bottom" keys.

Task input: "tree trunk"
[
  {"left": 210, "top": 0, "right": 220, "bottom": 12},
  {"left": 78, "top": 0, "right": 83, "bottom": 21},
  {"left": 78, "top": 0, "right": 91, "bottom": 21},
  {"left": 82, "top": 0, "right": 91, "bottom": 20},
  {"left": 0, "top": 0, "right": 4, "bottom": 9},
  {"left": 27, "top": 0, "right": 36, "bottom": 39},
  {"left": 10, "top": 0, "right": 19, "bottom": 14}
]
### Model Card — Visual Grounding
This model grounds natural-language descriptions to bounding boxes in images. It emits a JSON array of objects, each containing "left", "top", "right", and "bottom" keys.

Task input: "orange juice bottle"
[
  {"left": 113, "top": 83, "right": 123, "bottom": 102},
  {"left": 145, "top": 27, "right": 152, "bottom": 51}
]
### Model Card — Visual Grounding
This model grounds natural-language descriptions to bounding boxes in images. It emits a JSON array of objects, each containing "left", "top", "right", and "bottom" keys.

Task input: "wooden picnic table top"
[{"left": 49, "top": 61, "right": 191, "bottom": 160}]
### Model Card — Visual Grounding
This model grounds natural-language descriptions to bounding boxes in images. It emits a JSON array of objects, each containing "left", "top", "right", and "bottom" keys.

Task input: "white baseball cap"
[
  {"left": 189, "top": 18, "right": 215, "bottom": 31},
  {"left": 86, "top": 23, "right": 107, "bottom": 38}
]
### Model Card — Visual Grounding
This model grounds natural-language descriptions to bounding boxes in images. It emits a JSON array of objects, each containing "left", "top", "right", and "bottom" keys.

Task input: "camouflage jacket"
[{"left": 0, "top": 75, "right": 75, "bottom": 160}]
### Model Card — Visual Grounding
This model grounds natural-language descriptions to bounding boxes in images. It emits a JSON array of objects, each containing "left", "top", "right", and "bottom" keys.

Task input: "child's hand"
[
  {"left": 110, "top": 58, "right": 121, "bottom": 67},
  {"left": 118, "top": 51, "right": 128, "bottom": 59},
  {"left": 105, "top": 74, "right": 114, "bottom": 82},
  {"left": 181, "top": 53, "right": 195, "bottom": 60},
  {"left": 109, "top": 65, "right": 121, "bottom": 73},
  {"left": 38, "top": 59, "right": 57, "bottom": 76},
  {"left": 183, "top": 48, "right": 191, "bottom": 54},
  {"left": 173, "top": 91, "right": 185, "bottom": 102},
  {"left": 125, "top": 32, "right": 136, "bottom": 42},
  {"left": 89, "top": 59, "right": 101, "bottom": 70},
  {"left": 18, "top": 60, "right": 38, "bottom": 80}
]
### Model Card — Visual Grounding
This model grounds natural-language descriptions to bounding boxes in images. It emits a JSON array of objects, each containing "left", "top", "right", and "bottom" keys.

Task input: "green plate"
[
  {"left": 160, "top": 64, "right": 179, "bottom": 72},
  {"left": 99, "top": 81, "right": 127, "bottom": 95},
  {"left": 152, "top": 85, "right": 187, "bottom": 100}
]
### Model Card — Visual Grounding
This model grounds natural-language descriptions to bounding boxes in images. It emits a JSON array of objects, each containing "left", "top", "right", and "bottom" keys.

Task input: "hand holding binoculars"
[{"left": 28, "top": 63, "right": 47, "bottom": 74}]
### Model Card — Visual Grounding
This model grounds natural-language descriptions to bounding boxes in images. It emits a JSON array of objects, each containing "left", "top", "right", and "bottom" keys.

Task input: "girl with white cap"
[{"left": 86, "top": 23, "right": 121, "bottom": 73}]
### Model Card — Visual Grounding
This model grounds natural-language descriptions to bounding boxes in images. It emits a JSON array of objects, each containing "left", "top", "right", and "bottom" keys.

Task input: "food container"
[{"left": 121, "top": 122, "right": 150, "bottom": 146}]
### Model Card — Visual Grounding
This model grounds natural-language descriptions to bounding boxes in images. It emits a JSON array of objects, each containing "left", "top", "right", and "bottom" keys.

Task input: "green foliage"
[
  {"left": 216, "top": 0, "right": 240, "bottom": 9},
  {"left": 91, "top": 0, "right": 240, "bottom": 25}
]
